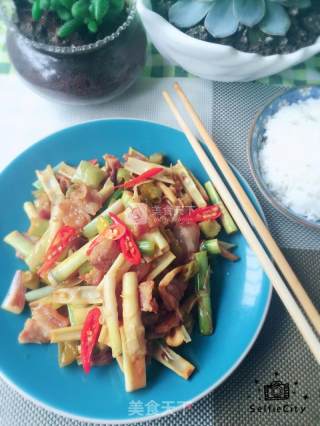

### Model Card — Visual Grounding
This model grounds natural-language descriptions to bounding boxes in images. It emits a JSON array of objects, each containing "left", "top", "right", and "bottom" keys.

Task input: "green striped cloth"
[{"left": 1, "top": 20, "right": 320, "bottom": 86}]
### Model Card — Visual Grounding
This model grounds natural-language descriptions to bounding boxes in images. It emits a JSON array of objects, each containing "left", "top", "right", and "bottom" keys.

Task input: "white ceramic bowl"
[{"left": 137, "top": 0, "right": 320, "bottom": 82}]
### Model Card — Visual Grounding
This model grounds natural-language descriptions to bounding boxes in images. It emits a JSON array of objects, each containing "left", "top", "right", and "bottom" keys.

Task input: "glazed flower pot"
[
  {"left": 137, "top": 0, "right": 320, "bottom": 82},
  {"left": 4, "top": 4, "right": 147, "bottom": 104}
]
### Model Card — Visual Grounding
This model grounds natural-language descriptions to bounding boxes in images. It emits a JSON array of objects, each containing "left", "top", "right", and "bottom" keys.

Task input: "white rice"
[{"left": 259, "top": 97, "right": 320, "bottom": 221}]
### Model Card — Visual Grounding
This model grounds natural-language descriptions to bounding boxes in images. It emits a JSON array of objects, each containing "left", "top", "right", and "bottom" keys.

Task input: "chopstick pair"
[{"left": 163, "top": 83, "right": 320, "bottom": 364}]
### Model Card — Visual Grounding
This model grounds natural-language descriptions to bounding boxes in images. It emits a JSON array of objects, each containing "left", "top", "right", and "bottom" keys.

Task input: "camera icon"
[{"left": 264, "top": 381, "right": 290, "bottom": 401}]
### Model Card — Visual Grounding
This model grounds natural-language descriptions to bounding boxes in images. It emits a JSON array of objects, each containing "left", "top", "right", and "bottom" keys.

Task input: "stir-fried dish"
[{"left": 2, "top": 148, "right": 239, "bottom": 392}]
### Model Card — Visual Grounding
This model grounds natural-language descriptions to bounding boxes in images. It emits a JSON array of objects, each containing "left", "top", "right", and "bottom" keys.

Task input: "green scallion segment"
[
  {"left": 200, "top": 239, "right": 221, "bottom": 255},
  {"left": 205, "top": 181, "right": 238, "bottom": 235},
  {"left": 138, "top": 240, "right": 156, "bottom": 257},
  {"left": 72, "top": 160, "right": 105, "bottom": 188},
  {"left": 195, "top": 251, "right": 213, "bottom": 336}
]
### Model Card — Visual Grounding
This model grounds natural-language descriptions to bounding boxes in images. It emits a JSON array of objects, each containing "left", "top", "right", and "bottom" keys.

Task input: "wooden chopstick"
[
  {"left": 173, "top": 82, "right": 320, "bottom": 336},
  {"left": 163, "top": 88, "right": 320, "bottom": 364}
]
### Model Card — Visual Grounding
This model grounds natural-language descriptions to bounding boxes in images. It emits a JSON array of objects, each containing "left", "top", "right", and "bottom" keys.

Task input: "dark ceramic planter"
[{"left": 5, "top": 5, "right": 147, "bottom": 105}]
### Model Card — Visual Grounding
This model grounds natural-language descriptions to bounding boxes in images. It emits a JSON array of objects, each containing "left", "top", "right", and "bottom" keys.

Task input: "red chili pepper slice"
[
  {"left": 115, "top": 167, "right": 164, "bottom": 189},
  {"left": 119, "top": 234, "right": 142, "bottom": 265},
  {"left": 38, "top": 225, "right": 78, "bottom": 277},
  {"left": 86, "top": 223, "right": 126, "bottom": 256},
  {"left": 179, "top": 205, "right": 221, "bottom": 224},
  {"left": 80, "top": 307, "right": 102, "bottom": 374},
  {"left": 109, "top": 212, "right": 142, "bottom": 265}
]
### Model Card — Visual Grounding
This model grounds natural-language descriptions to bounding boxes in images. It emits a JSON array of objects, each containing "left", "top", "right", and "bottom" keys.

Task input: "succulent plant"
[
  {"left": 30, "top": 0, "right": 125, "bottom": 38},
  {"left": 169, "top": 0, "right": 312, "bottom": 38}
]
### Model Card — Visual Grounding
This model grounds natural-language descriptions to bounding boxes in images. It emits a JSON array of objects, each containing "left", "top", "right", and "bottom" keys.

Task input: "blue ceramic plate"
[
  {"left": 0, "top": 120, "right": 271, "bottom": 423},
  {"left": 249, "top": 86, "right": 320, "bottom": 230}
]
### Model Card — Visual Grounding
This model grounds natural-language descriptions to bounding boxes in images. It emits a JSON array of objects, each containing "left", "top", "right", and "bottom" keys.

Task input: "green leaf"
[
  {"left": 92, "top": 0, "right": 110, "bottom": 23},
  {"left": 87, "top": 18, "right": 98, "bottom": 32},
  {"left": 110, "top": 0, "right": 125, "bottom": 13},
  {"left": 32, "top": 0, "right": 42, "bottom": 20},
  {"left": 234, "top": 0, "right": 266, "bottom": 27},
  {"left": 205, "top": 0, "right": 239, "bottom": 38},
  {"left": 40, "top": 0, "right": 51, "bottom": 10},
  {"left": 260, "top": 1, "right": 290, "bottom": 35},
  {"left": 71, "top": 0, "right": 89, "bottom": 20},
  {"left": 50, "top": 0, "right": 60, "bottom": 10},
  {"left": 270, "top": 0, "right": 311, "bottom": 8},
  {"left": 59, "top": 0, "right": 76, "bottom": 9},
  {"left": 56, "top": 6, "right": 72, "bottom": 20},
  {"left": 169, "top": 0, "right": 213, "bottom": 29},
  {"left": 57, "top": 18, "right": 82, "bottom": 37}
]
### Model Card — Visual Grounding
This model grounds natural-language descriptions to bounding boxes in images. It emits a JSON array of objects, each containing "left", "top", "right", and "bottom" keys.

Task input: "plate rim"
[{"left": 0, "top": 118, "right": 272, "bottom": 424}]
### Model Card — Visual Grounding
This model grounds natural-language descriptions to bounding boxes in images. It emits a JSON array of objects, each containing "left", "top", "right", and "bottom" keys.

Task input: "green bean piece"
[
  {"left": 138, "top": 240, "right": 155, "bottom": 257},
  {"left": 92, "top": 0, "right": 109, "bottom": 22},
  {"left": 32, "top": 0, "right": 42, "bottom": 20},
  {"left": 116, "top": 168, "right": 131, "bottom": 184},
  {"left": 199, "top": 220, "right": 221, "bottom": 238},
  {"left": 148, "top": 153, "right": 164, "bottom": 165},
  {"left": 57, "top": 19, "right": 81, "bottom": 38},
  {"left": 25, "top": 286, "right": 54, "bottom": 302},
  {"left": 195, "top": 251, "right": 213, "bottom": 336},
  {"left": 72, "top": 160, "right": 105, "bottom": 189},
  {"left": 205, "top": 181, "right": 238, "bottom": 235},
  {"left": 200, "top": 239, "right": 221, "bottom": 255},
  {"left": 4, "top": 231, "right": 34, "bottom": 258},
  {"left": 71, "top": 0, "right": 90, "bottom": 20},
  {"left": 87, "top": 19, "right": 98, "bottom": 32}
]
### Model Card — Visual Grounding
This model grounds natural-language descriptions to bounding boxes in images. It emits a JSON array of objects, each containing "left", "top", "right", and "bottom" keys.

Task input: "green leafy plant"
[
  {"left": 31, "top": 0, "right": 125, "bottom": 38},
  {"left": 169, "top": 0, "right": 312, "bottom": 38}
]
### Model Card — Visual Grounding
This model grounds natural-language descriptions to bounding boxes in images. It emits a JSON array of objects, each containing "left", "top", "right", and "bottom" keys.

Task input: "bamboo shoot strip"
[
  {"left": 50, "top": 325, "right": 82, "bottom": 343},
  {"left": 51, "top": 286, "right": 102, "bottom": 305},
  {"left": 4, "top": 231, "right": 34, "bottom": 258},
  {"left": 36, "top": 165, "right": 64, "bottom": 203},
  {"left": 25, "top": 286, "right": 54, "bottom": 302},
  {"left": 151, "top": 342, "right": 195, "bottom": 380},
  {"left": 124, "top": 157, "right": 174, "bottom": 184},
  {"left": 100, "top": 254, "right": 131, "bottom": 357},
  {"left": 205, "top": 181, "right": 238, "bottom": 234},
  {"left": 26, "top": 204, "right": 63, "bottom": 272},
  {"left": 23, "top": 202, "right": 38, "bottom": 220},
  {"left": 147, "top": 251, "right": 176, "bottom": 280},
  {"left": 122, "top": 272, "right": 146, "bottom": 359},
  {"left": 120, "top": 327, "right": 146, "bottom": 392},
  {"left": 173, "top": 161, "right": 207, "bottom": 208},
  {"left": 195, "top": 251, "right": 213, "bottom": 335}
]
